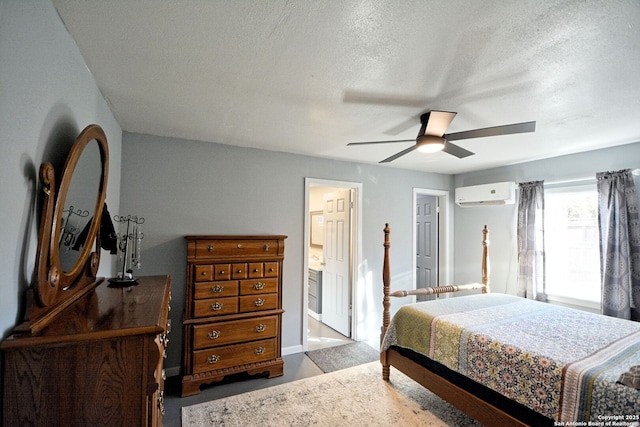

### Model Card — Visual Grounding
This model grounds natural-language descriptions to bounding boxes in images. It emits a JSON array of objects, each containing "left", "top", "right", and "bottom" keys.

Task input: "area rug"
[
  {"left": 305, "top": 341, "right": 379, "bottom": 372},
  {"left": 181, "top": 361, "right": 481, "bottom": 426}
]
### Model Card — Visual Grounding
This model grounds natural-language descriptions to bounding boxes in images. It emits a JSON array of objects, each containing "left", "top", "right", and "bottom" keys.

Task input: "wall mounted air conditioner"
[{"left": 455, "top": 182, "right": 516, "bottom": 207}]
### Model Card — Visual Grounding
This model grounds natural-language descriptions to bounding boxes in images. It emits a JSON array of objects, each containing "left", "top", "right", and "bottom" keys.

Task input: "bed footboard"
[
  {"left": 380, "top": 223, "right": 490, "bottom": 351},
  {"left": 378, "top": 224, "right": 535, "bottom": 426}
]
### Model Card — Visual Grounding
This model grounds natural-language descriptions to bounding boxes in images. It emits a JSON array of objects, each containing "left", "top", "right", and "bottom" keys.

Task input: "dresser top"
[
  {"left": 2, "top": 275, "right": 171, "bottom": 348},
  {"left": 185, "top": 235, "right": 287, "bottom": 240}
]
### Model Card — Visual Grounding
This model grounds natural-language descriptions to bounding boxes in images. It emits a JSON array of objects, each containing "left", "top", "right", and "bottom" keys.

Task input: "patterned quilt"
[{"left": 381, "top": 294, "right": 640, "bottom": 422}]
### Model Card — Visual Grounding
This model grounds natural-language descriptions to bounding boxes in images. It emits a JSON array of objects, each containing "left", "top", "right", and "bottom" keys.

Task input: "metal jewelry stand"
[{"left": 108, "top": 214, "right": 144, "bottom": 286}]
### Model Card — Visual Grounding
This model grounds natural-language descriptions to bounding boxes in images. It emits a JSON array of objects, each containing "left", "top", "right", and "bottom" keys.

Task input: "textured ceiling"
[{"left": 53, "top": 0, "right": 640, "bottom": 174}]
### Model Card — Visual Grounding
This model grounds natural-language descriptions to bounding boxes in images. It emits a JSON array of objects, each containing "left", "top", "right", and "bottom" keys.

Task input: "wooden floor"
[{"left": 163, "top": 316, "right": 351, "bottom": 426}]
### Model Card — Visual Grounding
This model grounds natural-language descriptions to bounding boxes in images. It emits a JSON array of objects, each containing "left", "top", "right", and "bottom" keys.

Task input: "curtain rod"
[
  {"left": 544, "top": 168, "right": 640, "bottom": 186},
  {"left": 544, "top": 176, "right": 594, "bottom": 186}
]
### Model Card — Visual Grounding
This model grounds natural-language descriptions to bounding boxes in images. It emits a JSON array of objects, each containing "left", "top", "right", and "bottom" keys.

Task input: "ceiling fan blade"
[
  {"left": 385, "top": 114, "right": 422, "bottom": 136},
  {"left": 445, "top": 121, "right": 536, "bottom": 141},
  {"left": 379, "top": 145, "right": 418, "bottom": 163},
  {"left": 347, "top": 139, "right": 414, "bottom": 146},
  {"left": 342, "top": 90, "right": 429, "bottom": 108},
  {"left": 423, "top": 111, "right": 457, "bottom": 136},
  {"left": 442, "top": 142, "right": 474, "bottom": 158}
]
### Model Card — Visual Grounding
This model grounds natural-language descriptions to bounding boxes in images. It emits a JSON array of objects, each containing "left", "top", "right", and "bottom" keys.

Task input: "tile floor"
[{"left": 163, "top": 316, "right": 352, "bottom": 426}]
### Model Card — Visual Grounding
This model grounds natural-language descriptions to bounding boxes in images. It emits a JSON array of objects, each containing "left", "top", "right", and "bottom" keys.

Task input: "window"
[{"left": 544, "top": 184, "right": 600, "bottom": 306}]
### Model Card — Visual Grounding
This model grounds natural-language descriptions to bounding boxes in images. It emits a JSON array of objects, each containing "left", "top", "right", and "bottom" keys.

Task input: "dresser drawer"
[
  {"left": 239, "top": 294, "right": 278, "bottom": 312},
  {"left": 193, "top": 280, "right": 238, "bottom": 299},
  {"left": 264, "top": 262, "right": 279, "bottom": 277},
  {"left": 248, "top": 262, "right": 263, "bottom": 278},
  {"left": 231, "top": 263, "right": 248, "bottom": 279},
  {"left": 192, "top": 338, "right": 277, "bottom": 373},
  {"left": 194, "top": 265, "right": 213, "bottom": 282},
  {"left": 192, "top": 316, "right": 278, "bottom": 350},
  {"left": 239, "top": 277, "right": 278, "bottom": 295},
  {"left": 213, "top": 264, "right": 231, "bottom": 280},
  {"left": 193, "top": 297, "right": 238, "bottom": 317},
  {"left": 195, "top": 239, "right": 281, "bottom": 259}
]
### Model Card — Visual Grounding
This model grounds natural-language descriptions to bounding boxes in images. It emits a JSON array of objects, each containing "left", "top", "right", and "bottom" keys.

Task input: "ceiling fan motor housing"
[{"left": 416, "top": 135, "right": 446, "bottom": 153}]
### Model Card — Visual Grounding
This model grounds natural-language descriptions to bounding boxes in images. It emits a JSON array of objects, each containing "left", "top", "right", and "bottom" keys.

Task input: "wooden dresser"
[
  {"left": 1, "top": 275, "right": 172, "bottom": 427},
  {"left": 181, "top": 235, "right": 286, "bottom": 396}
]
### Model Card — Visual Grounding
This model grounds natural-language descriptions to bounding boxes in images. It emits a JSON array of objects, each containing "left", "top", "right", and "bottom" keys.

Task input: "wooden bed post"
[
  {"left": 482, "top": 225, "right": 490, "bottom": 294},
  {"left": 381, "top": 223, "right": 391, "bottom": 380},
  {"left": 380, "top": 224, "right": 490, "bottom": 381}
]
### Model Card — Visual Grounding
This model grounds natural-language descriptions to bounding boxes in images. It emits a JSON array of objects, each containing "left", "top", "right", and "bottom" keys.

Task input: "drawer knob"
[
  {"left": 254, "top": 282, "right": 265, "bottom": 290},
  {"left": 255, "top": 347, "right": 265, "bottom": 355},
  {"left": 210, "top": 302, "right": 223, "bottom": 311},
  {"left": 201, "top": 271, "right": 207, "bottom": 276},
  {"left": 207, "top": 244, "right": 214, "bottom": 252},
  {"left": 237, "top": 269, "right": 243, "bottom": 273},
  {"left": 211, "top": 285, "right": 224, "bottom": 293},
  {"left": 237, "top": 243, "right": 243, "bottom": 249},
  {"left": 161, "top": 369, "right": 166, "bottom": 381},
  {"left": 254, "top": 298, "right": 264, "bottom": 307},
  {"left": 255, "top": 323, "right": 266, "bottom": 333},
  {"left": 208, "top": 330, "right": 221, "bottom": 340},
  {"left": 207, "top": 355, "right": 220, "bottom": 364},
  {"left": 253, "top": 268, "right": 259, "bottom": 273},
  {"left": 263, "top": 244, "right": 269, "bottom": 251}
]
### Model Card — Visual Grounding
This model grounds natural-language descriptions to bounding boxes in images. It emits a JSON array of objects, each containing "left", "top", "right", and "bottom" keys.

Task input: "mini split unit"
[{"left": 455, "top": 182, "right": 516, "bottom": 207}]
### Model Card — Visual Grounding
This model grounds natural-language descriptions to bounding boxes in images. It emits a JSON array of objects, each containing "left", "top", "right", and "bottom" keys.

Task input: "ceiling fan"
[{"left": 347, "top": 111, "right": 536, "bottom": 163}]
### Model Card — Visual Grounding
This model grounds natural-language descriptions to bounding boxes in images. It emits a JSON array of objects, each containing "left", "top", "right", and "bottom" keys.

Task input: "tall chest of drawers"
[{"left": 181, "top": 235, "right": 286, "bottom": 396}]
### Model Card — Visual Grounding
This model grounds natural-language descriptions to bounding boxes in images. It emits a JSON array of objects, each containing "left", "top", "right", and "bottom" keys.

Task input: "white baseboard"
[
  {"left": 308, "top": 310, "right": 321, "bottom": 321},
  {"left": 165, "top": 365, "right": 181, "bottom": 377},
  {"left": 282, "top": 344, "right": 303, "bottom": 356}
]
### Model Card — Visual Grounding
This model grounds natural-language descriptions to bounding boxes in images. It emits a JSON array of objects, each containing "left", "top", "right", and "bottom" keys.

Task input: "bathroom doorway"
[{"left": 303, "top": 178, "right": 362, "bottom": 351}]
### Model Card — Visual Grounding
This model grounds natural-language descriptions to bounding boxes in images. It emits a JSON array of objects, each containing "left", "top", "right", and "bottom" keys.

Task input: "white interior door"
[{"left": 321, "top": 189, "right": 351, "bottom": 336}]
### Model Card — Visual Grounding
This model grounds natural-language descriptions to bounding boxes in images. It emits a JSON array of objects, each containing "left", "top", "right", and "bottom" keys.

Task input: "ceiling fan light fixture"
[{"left": 416, "top": 135, "right": 445, "bottom": 153}]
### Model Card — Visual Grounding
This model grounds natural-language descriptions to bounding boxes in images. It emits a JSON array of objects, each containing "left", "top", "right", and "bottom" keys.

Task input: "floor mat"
[{"left": 305, "top": 341, "right": 379, "bottom": 372}]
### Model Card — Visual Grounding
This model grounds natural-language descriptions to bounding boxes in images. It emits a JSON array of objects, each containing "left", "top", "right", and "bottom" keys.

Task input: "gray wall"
[
  {"left": 3, "top": 0, "right": 639, "bottom": 391},
  {"left": 453, "top": 143, "right": 640, "bottom": 294},
  {"left": 119, "top": 132, "right": 454, "bottom": 371},
  {"left": 0, "top": 1, "right": 122, "bottom": 342}
]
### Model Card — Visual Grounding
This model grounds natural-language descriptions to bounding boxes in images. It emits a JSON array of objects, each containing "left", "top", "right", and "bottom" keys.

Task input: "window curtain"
[
  {"left": 596, "top": 169, "right": 640, "bottom": 321},
  {"left": 517, "top": 181, "right": 547, "bottom": 301}
]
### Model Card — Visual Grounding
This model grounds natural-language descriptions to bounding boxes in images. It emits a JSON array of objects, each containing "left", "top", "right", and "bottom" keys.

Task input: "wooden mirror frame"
[
  {"left": 25, "top": 124, "right": 109, "bottom": 334},
  {"left": 310, "top": 211, "right": 324, "bottom": 248}
]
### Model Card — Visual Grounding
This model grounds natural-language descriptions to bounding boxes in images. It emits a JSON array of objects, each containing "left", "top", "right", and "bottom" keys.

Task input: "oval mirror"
[
  {"left": 57, "top": 139, "right": 102, "bottom": 273},
  {"left": 35, "top": 124, "right": 109, "bottom": 308}
]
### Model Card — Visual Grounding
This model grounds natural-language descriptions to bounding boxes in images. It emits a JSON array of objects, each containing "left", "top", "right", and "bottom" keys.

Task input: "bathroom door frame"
[{"left": 303, "top": 178, "right": 362, "bottom": 351}]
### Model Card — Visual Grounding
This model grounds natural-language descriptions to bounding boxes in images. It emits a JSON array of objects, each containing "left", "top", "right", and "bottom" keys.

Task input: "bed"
[{"left": 379, "top": 224, "right": 640, "bottom": 426}]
